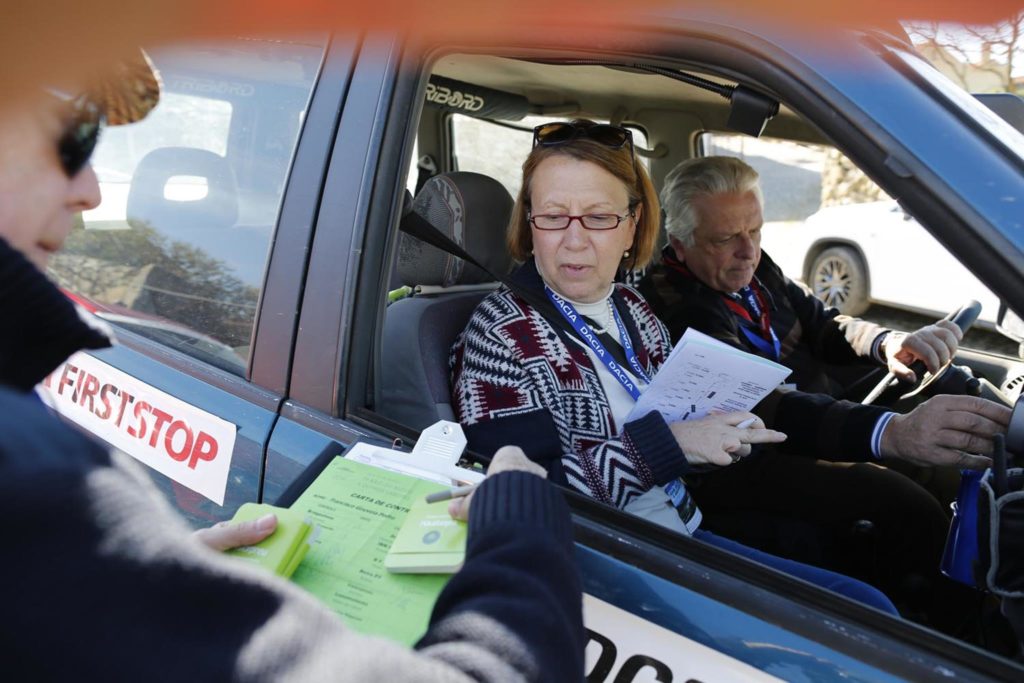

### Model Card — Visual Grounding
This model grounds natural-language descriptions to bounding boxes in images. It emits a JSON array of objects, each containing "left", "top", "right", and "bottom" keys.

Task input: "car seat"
[
  {"left": 126, "top": 147, "right": 239, "bottom": 233},
  {"left": 124, "top": 146, "right": 274, "bottom": 292},
  {"left": 379, "top": 172, "right": 514, "bottom": 431}
]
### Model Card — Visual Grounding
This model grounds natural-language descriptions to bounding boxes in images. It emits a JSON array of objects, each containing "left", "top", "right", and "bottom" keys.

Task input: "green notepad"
[
  {"left": 288, "top": 457, "right": 452, "bottom": 646},
  {"left": 385, "top": 496, "right": 466, "bottom": 573},
  {"left": 226, "top": 503, "right": 313, "bottom": 578}
]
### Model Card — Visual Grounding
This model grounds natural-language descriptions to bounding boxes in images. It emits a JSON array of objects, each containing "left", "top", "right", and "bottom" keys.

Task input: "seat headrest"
[
  {"left": 400, "top": 172, "right": 514, "bottom": 287},
  {"left": 127, "top": 147, "right": 239, "bottom": 232}
]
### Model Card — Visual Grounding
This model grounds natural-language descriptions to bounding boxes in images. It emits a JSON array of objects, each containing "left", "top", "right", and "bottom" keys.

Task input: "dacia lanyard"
[
  {"left": 546, "top": 287, "right": 693, "bottom": 515},
  {"left": 725, "top": 283, "right": 781, "bottom": 362},
  {"left": 545, "top": 286, "right": 650, "bottom": 397}
]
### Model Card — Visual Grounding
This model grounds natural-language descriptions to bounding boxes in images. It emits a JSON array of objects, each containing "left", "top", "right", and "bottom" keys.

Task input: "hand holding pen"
[{"left": 430, "top": 446, "right": 548, "bottom": 521}]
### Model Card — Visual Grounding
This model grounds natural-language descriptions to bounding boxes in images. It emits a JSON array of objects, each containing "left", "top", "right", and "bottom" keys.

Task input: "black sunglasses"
[
  {"left": 57, "top": 96, "right": 104, "bottom": 178},
  {"left": 533, "top": 121, "right": 637, "bottom": 172}
]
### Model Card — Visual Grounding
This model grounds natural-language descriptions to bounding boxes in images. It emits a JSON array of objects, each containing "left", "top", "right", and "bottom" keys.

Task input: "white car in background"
[{"left": 765, "top": 199, "right": 1001, "bottom": 324}]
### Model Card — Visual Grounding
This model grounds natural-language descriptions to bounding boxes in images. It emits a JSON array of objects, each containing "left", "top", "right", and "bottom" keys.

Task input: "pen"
[
  {"left": 736, "top": 417, "right": 757, "bottom": 429},
  {"left": 425, "top": 484, "right": 478, "bottom": 504}
]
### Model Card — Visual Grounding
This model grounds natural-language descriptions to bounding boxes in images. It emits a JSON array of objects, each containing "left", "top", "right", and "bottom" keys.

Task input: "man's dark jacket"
[{"left": 639, "top": 247, "right": 889, "bottom": 462}]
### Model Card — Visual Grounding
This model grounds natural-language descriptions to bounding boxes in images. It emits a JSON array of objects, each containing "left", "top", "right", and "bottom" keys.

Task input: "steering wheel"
[{"left": 861, "top": 300, "right": 982, "bottom": 406}]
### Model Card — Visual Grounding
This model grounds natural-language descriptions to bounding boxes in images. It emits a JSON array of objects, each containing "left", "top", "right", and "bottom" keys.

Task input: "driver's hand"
[
  {"left": 879, "top": 394, "right": 1009, "bottom": 469},
  {"left": 883, "top": 320, "right": 962, "bottom": 382}
]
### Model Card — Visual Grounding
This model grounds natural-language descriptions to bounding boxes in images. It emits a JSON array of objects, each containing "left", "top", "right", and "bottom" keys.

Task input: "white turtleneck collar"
[{"left": 546, "top": 283, "right": 616, "bottom": 333}]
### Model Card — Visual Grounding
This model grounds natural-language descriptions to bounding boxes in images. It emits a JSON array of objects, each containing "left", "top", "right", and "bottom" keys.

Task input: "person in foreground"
[
  {"left": 450, "top": 118, "right": 897, "bottom": 614},
  {"left": 0, "top": 56, "right": 584, "bottom": 682},
  {"left": 638, "top": 155, "right": 1010, "bottom": 637}
]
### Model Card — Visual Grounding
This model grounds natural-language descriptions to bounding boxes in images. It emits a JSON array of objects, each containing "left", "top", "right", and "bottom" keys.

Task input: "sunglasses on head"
[
  {"left": 54, "top": 93, "right": 104, "bottom": 178},
  {"left": 533, "top": 121, "right": 637, "bottom": 172}
]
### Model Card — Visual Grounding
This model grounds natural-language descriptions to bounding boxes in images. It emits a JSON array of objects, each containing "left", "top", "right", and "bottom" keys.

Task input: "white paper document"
[
  {"left": 627, "top": 328, "right": 791, "bottom": 423},
  {"left": 343, "top": 421, "right": 484, "bottom": 486}
]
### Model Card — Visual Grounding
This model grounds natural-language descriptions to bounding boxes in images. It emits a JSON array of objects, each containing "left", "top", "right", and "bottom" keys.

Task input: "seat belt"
[
  {"left": 398, "top": 200, "right": 636, "bottom": 371},
  {"left": 414, "top": 155, "right": 438, "bottom": 195}
]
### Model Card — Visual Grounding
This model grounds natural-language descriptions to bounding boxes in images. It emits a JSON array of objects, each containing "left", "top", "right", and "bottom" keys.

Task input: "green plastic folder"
[
  {"left": 226, "top": 503, "right": 313, "bottom": 579},
  {"left": 385, "top": 496, "right": 467, "bottom": 573}
]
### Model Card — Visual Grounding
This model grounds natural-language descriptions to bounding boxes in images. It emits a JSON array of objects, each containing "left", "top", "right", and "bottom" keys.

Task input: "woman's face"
[{"left": 529, "top": 155, "right": 637, "bottom": 303}]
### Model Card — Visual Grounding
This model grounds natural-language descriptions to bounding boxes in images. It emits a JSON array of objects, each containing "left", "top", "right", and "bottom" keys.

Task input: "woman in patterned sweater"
[{"left": 450, "top": 119, "right": 897, "bottom": 613}]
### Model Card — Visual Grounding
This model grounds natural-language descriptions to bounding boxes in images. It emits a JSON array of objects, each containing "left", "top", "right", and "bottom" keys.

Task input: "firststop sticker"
[{"left": 38, "top": 352, "right": 237, "bottom": 505}]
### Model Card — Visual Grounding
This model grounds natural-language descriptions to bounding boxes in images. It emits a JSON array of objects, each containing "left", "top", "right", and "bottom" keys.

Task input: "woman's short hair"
[
  {"left": 506, "top": 120, "right": 660, "bottom": 271},
  {"left": 661, "top": 156, "right": 764, "bottom": 247}
]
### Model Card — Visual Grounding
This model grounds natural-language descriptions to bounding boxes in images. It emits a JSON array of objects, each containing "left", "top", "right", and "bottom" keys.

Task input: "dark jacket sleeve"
[
  {"left": 754, "top": 389, "right": 889, "bottom": 463},
  {"left": 420, "top": 471, "right": 585, "bottom": 682},
  {"left": 0, "top": 389, "right": 583, "bottom": 682}
]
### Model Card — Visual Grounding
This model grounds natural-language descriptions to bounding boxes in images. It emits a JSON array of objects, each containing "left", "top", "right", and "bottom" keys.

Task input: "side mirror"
[
  {"left": 997, "top": 302, "right": 1024, "bottom": 359},
  {"left": 975, "top": 93, "right": 1024, "bottom": 136}
]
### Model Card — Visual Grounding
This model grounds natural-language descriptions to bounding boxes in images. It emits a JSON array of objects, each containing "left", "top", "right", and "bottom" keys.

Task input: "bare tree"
[
  {"left": 821, "top": 13, "right": 1023, "bottom": 206},
  {"left": 905, "top": 13, "right": 1023, "bottom": 94}
]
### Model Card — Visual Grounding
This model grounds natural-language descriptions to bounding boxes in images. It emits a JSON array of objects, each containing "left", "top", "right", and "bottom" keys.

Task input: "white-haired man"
[{"left": 639, "top": 155, "right": 1009, "bottom": 640}]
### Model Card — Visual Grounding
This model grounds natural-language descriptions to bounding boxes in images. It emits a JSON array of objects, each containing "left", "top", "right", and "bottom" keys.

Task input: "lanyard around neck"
[
  {"left": 663, "top": 254, "right": 780, "bottom": 362},
  {"left": 724, "top": 283, "right": 780, "bottom": 361},
  {"left": 545, "top": 286, "right": 650, "bottom": 400}
]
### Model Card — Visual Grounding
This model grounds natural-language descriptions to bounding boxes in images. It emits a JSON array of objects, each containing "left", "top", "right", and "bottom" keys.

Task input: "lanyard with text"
[
  {"left": 545, "top": 286, "right": 651, "bottom": 400},
  {"left": 547, "top": 286, "right": 700, "bottom": 533},
  {"left": 724, "top": 283, "right": 781, "bottom": 361}
]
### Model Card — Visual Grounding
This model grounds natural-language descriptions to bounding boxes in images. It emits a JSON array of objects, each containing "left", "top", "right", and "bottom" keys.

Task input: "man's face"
[
  {"left": 0, "top": 99, "right": 101, "bottom": 270},
  {"left": 671, "top": 190, "right": 763, "bottom": 294}
]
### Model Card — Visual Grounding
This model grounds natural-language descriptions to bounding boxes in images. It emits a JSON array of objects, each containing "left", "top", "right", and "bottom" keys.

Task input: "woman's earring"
[{"left": 623, "top": 249, "right": 631, "bottom": 259}]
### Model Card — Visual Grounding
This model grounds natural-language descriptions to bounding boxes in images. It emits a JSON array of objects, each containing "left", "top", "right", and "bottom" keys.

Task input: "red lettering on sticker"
[
  {"left": 128, "top": 401, "right": 151, "bottom": 439},
  {"left": 115, "top": 391, "right": 134, "bottom": 428},
  {"left": 189, "top": 432, "right": 219, "bottom": 469},
  {"left": 77, "top": 373, "right": 100, "bottom": 413},
  {"left": 95, "top": 384, "right": 119, "bottom": 420},
  {"left": 147, "top": 407, "right": 174, "bottom": 449},
  {"left": 58, "top": 363, "right": 78, "bottom": 397},
  {"left": 165, "top": 421, "right": 194, "bottom": 462}
]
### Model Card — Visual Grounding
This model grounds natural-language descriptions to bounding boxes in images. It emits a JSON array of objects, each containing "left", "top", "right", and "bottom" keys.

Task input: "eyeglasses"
[
  {"left": 55, "top": 94, "right": 104, "bottom": 178},
  {"left": 529, "top": 210, "right": 635, "bottom": 231}
]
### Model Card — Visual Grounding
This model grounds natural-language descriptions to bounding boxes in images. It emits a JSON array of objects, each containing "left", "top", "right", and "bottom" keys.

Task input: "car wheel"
[{"left": 809, "top": 246, "right": 869, "bottom": 315}]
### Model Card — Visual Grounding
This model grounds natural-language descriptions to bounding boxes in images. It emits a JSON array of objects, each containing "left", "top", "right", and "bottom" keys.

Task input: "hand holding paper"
[
  {"left": 194, "top": 512, "right": 279, "bottom": 552},
  {"left": 627, "top": 328, "right": 792, "bottom": 424},
  {"left": 223, "top": 503, "right": 314, "bottom": 578},
  {"left": 626, "top": 329, "right": 791, "bottom": 468}
]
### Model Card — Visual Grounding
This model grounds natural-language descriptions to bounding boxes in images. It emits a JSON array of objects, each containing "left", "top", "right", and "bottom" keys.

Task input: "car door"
[
  {"left": 268, "top": 25, "right": 1024, "bottom": 680},
  {"left": 41, "top": 36, "right": 338, "bottom": 526}
]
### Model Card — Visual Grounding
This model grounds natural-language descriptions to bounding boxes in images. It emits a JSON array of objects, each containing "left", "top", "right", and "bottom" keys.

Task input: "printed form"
[
  {"left": 627, "top": 328, "right": 791, "bottom": 423},
  {"left": 290, "top": 457, "right": 449, "bottom": 646}
]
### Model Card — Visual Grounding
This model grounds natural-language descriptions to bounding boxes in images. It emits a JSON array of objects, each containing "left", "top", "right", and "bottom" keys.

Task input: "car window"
[
  {"left": 698, "top": 132, "right": 1008, "bottom": 351},
  {"left": 49, "top": 38, "right": 326, "bottom": 375},
  {"left": 451, "top": 114, "right": 650, "bottom": 199}
]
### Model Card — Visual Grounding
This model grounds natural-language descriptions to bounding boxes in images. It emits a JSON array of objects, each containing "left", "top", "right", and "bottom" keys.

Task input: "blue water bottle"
[{"left": 940, "top": 468, "right": 985, "bottom": 587}]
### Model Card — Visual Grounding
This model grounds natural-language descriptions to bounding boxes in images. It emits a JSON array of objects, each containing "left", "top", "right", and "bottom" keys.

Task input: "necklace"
[{"left": 588, "top": 298, "right": 615, "bottom": 334}]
